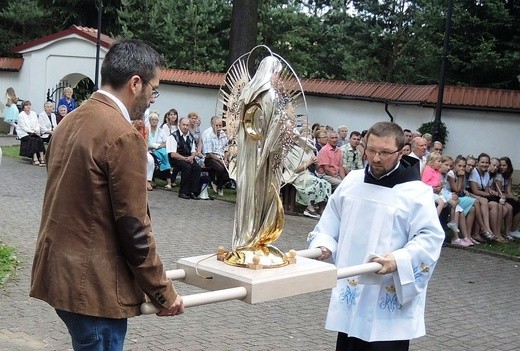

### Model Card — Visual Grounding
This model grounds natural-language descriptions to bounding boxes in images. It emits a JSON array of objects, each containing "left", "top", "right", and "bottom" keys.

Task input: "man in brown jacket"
[{"left": 30, "top": 39, "right": 184, "bottom": 351}]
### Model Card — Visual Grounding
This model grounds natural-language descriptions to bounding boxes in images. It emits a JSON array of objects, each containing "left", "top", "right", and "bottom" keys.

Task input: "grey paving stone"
[{"left": 1, "top": 155, "right": 519, "bottom": 350}]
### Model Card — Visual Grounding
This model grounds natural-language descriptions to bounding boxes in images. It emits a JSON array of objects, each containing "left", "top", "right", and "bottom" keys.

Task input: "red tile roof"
[
  {"left": 11, "top": 25, "right": 114, "bottom": 53},
  {"left": 0, "top": 57, "right": 23, "bottom": 71},
  {"left": 160, "top": 69, "right": 225, "bottom": 88}
]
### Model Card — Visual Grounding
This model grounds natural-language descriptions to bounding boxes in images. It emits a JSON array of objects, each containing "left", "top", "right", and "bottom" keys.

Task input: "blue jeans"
[{"left": 56, "top": 309, "right": 127, "bottom": 351}]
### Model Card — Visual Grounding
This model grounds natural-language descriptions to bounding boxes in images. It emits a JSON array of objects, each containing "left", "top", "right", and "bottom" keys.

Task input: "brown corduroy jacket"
[{"left": 30, "top": 92, "right": 177, "bottom": 318}]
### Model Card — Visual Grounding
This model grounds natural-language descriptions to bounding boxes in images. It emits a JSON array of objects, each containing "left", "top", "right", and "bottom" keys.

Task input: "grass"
[
  {"left": 1, "top": 145, "right": 20, "bottom": 158},
  {"left": 471, "top": 240, "right": 520, "bottom": 259},
  {"left": 0, "top": 243, "right": 18, "bottom": 285}
]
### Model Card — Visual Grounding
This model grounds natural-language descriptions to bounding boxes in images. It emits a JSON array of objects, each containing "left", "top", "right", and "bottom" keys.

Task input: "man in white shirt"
[
  {"left": 202, "top": 116, "right": 230, "bottom": 196},
  {"left": 409, "top": 136, "right": 428, "bottom": 173},
  {"left": 308, "top": 122, "right": 444, "bottom": 350},
  {"left": 166, "top": 117, "right": 202, "bottom": 199},
  {"left": 341, "top": 131, "right": 364, "bottom": 175}
]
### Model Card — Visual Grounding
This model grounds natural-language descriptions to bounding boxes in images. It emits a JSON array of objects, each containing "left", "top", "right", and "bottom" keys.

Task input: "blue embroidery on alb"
[
  {"left": 338, "top": 286, "right": 357, "bottom": 306},
  {"left": 379, "top": 293, "right": 402, "bottom": 312},
  {"left": 413, "top": 262, "right": 430, "bottom": 284}
]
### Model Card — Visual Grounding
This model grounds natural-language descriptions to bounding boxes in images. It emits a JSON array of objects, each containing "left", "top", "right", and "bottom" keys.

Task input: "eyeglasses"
[
  {"left": 365, "top": 148, "right": 400, "bottom": 159},
  {"left": 146, "top": 81, "right": 160, "bottom": 98},
  {"left": 139, "top": 76, "right": 160, "bottom": 98}
]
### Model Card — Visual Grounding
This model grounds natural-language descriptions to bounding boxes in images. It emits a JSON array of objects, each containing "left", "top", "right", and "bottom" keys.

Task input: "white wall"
[
  {"left": 16, "top": 35, "right": 106, "bottom": 111},
  {"left": 153, "top": 84, "right": 221, "bottom": 131},
  {"left": 1, "top": 34, "right": 518, "bottom": 180}
]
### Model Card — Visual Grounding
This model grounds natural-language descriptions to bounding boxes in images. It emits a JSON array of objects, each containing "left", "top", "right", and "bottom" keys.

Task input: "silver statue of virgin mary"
[{"left": 217, "top": 46, "right": 307, "bottom": 268}]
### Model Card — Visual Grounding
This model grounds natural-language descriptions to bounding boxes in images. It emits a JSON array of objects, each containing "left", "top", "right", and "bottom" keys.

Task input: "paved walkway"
[{"left": 0, "top": 153, "right": 519, "bottom": 351}]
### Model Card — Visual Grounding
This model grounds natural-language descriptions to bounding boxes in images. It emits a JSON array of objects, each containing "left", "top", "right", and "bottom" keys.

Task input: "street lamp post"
[
  {"left": 432, "top": 0, "right": 454, "bottom": 143},
  {"left": 94, "top": 0, "right": 103, "bottom": 92}
]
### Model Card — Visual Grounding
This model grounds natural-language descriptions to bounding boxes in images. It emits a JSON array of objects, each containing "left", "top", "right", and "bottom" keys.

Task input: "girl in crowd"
[
  {"left": 499, "top": 157, "right": 520, "bottom": 238},
  {"left": 401, "top": 142, "right": 411, "bottom": 156},
  {"left": 446, "top": 155, "right": 478, "bottom": 245},
  {"left": 161, "top": 108, "right": 178, "bottom": 136},
  {"left": 422, "top": 153, "right": 450, "bottom": 217},
  {"left": 469, "top": 153, "right": 507, "bottom": 243},
  {"left": 16, "top": 101, "right": 45, "bottom": 166},
  {"left": 463, "top": 155, "right": 493, "bottom": 242},
  {"left": 4, "top": 87, "right": 19, "bottom": 135},
  {"left": 489, "top": 157, "right": 514, "bottom": 240}
]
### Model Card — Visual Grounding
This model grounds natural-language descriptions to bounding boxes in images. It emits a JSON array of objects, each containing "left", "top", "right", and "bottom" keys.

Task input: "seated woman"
[
  {"left": 56, "top": 104, "right": 68, "bottom": 124},
  {"left": 489, "top": 157, "right": 513, "bottom": 240},
  {"left": 148, "top": 111, "right": 173, "bottom": 190},
  {"left": 444, "top": 155, "right": 477, "bottom": 246},
  {"left": 499, "top": 156, "right": 520, "bottom": 238},
  {"left": 469, "top": 153, "right": 506, "bottom": 243},
  {"left": 16, "top": 101, "right": 45, "bottom": 166},
  {"left": 282, "top": 134, "right": 331, "bottom": 219}
]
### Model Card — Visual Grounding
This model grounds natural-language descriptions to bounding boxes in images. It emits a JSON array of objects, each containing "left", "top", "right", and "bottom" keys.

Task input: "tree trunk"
[{"left": 227, "top": 0, "right": 259, "bottom": 69}]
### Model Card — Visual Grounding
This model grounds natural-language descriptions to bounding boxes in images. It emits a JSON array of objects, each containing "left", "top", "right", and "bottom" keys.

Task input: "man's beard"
[{"left": 129, "top": 90, "right": 149, "bottom": 121}]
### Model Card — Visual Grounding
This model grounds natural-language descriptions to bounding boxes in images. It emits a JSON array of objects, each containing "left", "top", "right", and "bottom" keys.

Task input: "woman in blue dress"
[{"left": 57, "top": 87, "right": 76, "bottom": 113}]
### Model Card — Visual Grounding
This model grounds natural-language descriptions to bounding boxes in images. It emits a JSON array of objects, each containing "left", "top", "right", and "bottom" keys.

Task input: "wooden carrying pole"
[{"left": 140, "top": 248, "right": 382, "bottom": 314}]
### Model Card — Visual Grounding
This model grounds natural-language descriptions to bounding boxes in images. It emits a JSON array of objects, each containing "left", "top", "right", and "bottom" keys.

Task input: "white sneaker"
[
  {"left": 303, "top": 209, "right": 320, "bottom": 219},
  {"left": 451, "top": 238, "right": 469, "bottom": 247},
  {"left": 217, "top": 189, "right": 224, "bottom": 196},
  {"left": 462, "top": 238, "right": 474, "bottom": 246},
  {"left": 510, "top": 230, "right": 520, "bottom": 239},
  {"left": 447, "top": 222, "right": 460, "bottom": 233},
  {"left": 211, "top": 182, "right": 218, "bottom": 193}
]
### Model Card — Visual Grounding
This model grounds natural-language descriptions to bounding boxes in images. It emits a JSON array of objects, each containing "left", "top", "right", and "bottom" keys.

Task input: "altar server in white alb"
[{"left": 308, "top": 121, "right": 444, "bottom": 351}]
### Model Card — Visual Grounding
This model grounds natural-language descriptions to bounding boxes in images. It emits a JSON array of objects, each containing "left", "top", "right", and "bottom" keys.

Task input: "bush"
[{"left": 417, "top": 121, "right": 449, "bottom": 145}]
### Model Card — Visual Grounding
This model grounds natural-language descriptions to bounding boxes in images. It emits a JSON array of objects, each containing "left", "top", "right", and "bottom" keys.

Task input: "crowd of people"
[
  {"left": 288, "top": 121, "right": 520, "bottom": 244},
  {"left": 4, "top": 86, "right": 75, "bottom": 165},
  {"left": 133, "top": 109, "right": 231, "bottom": 200},
  {"left": 4, "top": 86, "right": 519, "bottom": 240}
]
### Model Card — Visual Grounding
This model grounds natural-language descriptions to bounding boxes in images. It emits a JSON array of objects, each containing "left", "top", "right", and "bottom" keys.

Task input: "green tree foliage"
[
  {"left": 0, "top": 0, "right": 53, "bottom": 55},
  {"left": 0, "top": 0, "right": 518, "bottom": 89},
  {"left": 447, "top": 0, "right": 520, "bottom": 88},
  {"left": 40, "top": 0, "right": 122, "bottom": 36},
  {"left": 258, "top": 1, "right": 325, "bottom": 78},
  {"left": 118, "top": 0, "right": 231, "bottom": 72}
]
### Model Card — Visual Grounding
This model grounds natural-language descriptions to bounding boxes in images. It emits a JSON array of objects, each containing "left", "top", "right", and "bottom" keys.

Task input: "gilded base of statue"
[{"left": 222, "top": 245, "right": 289, "bottom": 269}]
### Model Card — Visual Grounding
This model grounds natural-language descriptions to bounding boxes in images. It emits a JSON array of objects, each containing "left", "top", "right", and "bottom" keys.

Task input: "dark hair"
[
  {"left": 311, "top": 123, "right": 321, "bottom": 132},
  {"left": 101, "top": 39, "right": 161, "bottom": 89},
  {"left": 162, "top": 108, "right": 178, "bottom": 126},
  {"left": 349, "top": 131, "right": 361, "bottom": 138},
  {"left": 366, "top": 122, "right": 404, "bottom": 150},
  {"left": 21, "top": 100, "right": 31, "bottom": 108},
  {"left": 403, "top": 129, "right": 412, "bottom": 133},
  {"left": 454, "top": 154, "right": 467, "bottom": 165},
  {"left": 499, "top": 156, "right": 514, "bottom": 179},
  {"left": 477, "top": 153, "right": 490, "bottom": 162}
]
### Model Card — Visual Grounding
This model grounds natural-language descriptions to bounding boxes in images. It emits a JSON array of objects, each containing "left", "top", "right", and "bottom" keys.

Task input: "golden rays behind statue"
[{"left": 216, "top": 46, "right": 308, "bottom": 268}]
